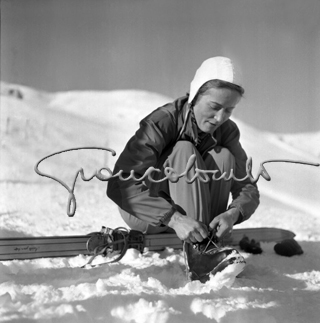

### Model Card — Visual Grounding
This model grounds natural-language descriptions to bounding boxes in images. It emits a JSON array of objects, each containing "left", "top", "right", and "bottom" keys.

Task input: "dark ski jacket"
[{"left": 107, "top": 94, "right": 260, "bottom": 226}]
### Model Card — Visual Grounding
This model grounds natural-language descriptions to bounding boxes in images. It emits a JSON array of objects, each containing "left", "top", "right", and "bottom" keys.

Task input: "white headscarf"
[{"left": 188, "top": 57, "right": 242, "bottom": 104}]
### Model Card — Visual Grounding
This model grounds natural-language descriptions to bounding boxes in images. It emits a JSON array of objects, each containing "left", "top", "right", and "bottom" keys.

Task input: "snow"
[{"left": 0, "top": 82, "right": 320, "bottom": 323}]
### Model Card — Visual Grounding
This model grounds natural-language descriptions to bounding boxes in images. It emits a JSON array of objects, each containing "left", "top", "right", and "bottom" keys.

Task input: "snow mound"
[
  {"left": 1, "top": 83, "right": 320, "bottom": 323},
  {"left": 49, "top": 89, "right": 173, "bottom": 127}
]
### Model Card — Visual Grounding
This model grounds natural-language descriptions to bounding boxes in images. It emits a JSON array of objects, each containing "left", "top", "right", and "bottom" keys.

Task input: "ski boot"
[{"left": 184, "top": 233, "right": 246, "bottom": 283}]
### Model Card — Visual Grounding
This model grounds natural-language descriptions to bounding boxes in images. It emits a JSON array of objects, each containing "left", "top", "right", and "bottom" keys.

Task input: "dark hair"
[{"left": 192, "top": 79, "right": 245, "bottom": 105}]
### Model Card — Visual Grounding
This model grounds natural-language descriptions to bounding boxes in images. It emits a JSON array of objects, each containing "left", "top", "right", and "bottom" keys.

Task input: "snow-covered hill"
[
  {"left": 1, "top": 82, "right": 320, "bottom": 323},
  {"left": 1, "top": 81, "right": 319, "bottom": 225}
]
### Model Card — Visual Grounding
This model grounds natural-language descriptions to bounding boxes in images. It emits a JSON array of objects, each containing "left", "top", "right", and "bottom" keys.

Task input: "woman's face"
[{"left": 193, "top": 87, "right": 241, "bottom": 134}]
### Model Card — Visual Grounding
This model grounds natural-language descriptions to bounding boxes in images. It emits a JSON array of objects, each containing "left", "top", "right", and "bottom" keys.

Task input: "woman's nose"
[{"left": 214, "top": 110, "right": 225, "bottom": 123}]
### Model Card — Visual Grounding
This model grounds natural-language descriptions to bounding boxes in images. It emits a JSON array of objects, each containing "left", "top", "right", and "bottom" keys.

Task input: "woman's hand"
[
  {"left": 209, "top": 208, "right": 240, "bottom": 239},
  {"left": 167, "top": 211, "right": 209, "bottom": 243}
]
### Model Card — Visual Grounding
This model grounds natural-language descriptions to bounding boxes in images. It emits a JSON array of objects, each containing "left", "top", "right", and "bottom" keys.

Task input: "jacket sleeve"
[
  {"left": 107, "top": 110, "right": 179, "bottom": 226},
  {"left": 221, "top": 121, "right": 260, "bottom": 223}
]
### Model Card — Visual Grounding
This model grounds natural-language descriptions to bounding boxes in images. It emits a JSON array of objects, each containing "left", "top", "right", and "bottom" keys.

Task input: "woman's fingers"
[
  {"left": 198, "top": 223, "right": 209, "bottom": 239},
  {"left": 193, "top": 231, "right": 204, "bottom": 242},
  {"left": 188, "top": 227, "right": 208, "bottom": 243}
]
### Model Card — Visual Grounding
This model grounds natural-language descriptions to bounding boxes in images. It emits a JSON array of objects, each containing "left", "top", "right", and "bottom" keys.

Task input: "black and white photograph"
[{"left": 1, "top": 0, "right": 320, "bottom": 322}]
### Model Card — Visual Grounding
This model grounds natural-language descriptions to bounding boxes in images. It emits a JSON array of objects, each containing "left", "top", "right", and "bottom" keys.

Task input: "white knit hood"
[{"left": 188, "top": 57, "right": 242, "bottom": 104}]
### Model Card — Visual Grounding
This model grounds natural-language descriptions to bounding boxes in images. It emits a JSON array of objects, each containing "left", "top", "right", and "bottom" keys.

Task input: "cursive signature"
[{"left": 34, "top": 147, "right": 320, "bottom": 217}]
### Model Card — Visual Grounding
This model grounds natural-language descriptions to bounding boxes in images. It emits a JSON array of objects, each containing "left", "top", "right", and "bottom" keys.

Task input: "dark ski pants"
[{"left": 119, "top": 141, "right": 235, "bottom": 234}]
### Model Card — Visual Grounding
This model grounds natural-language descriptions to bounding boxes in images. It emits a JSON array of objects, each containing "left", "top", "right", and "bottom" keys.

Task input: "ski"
[{"left": 0, "top": 227, "right": 295, "bottom": 262}]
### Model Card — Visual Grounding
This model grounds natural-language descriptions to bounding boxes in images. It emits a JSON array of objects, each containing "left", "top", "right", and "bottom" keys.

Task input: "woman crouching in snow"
[{"left": 107, "top": 57, "right": 260, "bottom": 282}]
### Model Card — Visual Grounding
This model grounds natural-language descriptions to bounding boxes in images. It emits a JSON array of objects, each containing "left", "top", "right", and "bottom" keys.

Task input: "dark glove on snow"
[
  {"left": 239, "top": 236, "right": 263, "bottom": 254},
  {"left": 274, "top": 239, "right": 303, "bottom": 257}
]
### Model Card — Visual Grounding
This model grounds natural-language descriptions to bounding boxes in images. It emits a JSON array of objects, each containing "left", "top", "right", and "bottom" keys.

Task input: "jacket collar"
[{"left": 178, "top": 97, "right": 217, "bottom": 149}]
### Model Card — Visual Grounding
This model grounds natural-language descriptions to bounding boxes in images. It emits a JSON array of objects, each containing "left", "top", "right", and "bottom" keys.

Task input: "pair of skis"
[{"left": 0, "top": 227, "right": 295, "bottom": 266}]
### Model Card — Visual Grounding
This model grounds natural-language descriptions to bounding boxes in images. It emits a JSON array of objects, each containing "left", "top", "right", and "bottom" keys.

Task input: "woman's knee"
[
  {"left": 166, "top": 141, "right": 200, "bottom": 167},
  {"left": 206, "top": 147, "right": 235, "bottom": 172},
  {"left": 173, "top": 141, "right": 197, "bottom": 153},
  {"left": 214, "top": 147, "right": 234, "bottom": 160}
]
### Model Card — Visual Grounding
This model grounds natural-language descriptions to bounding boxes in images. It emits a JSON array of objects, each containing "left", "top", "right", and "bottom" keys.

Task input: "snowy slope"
[
  {"left": 1, "top": 82, "right": 320, "bottom": 323},
  {"left": 234, "top": 119, "right": 320, "bottom": 220},
  {"left": 278, "top": 132, "right": 320, "bottom": 159}
]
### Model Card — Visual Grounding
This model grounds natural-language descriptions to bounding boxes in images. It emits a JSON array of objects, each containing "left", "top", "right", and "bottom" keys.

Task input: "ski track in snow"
[{"left": 0, "top": 82, "right": 320, "bottom": 323}]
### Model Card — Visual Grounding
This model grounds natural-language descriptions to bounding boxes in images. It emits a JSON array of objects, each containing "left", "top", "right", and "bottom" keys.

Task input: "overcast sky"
[{"left": 1, "top": 0, "right": 320, "bottom": 133}]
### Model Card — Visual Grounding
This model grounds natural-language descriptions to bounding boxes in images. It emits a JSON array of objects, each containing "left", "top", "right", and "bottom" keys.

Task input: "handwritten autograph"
[{"left": 34, "top": 147, "right": 320, "bottom": 217}]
